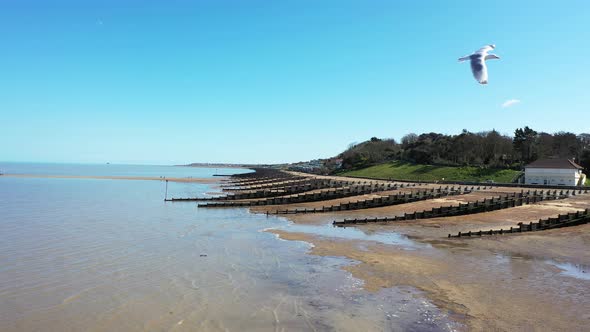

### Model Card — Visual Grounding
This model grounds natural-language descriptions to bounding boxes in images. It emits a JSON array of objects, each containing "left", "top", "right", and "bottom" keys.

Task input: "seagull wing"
[
  {"left": 474, "top": 44, "right": 495, "bottom": 55},
  {"left": 470, "top": 55, "right": 488, "bottom": 84},
  {"left": 458, "top": 55, "right": 471, "bottom": 62}
]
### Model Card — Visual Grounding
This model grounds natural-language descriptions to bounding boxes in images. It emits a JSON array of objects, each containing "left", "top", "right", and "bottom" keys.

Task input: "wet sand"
[
  {"left": 249, "top": 174, "right": 590, "bottom": 331},
  {"left": 269, "top": 227, "right": 590, "bottom": 331},
  {"left": 0, "top": 174, "right": 219, "bottom": 183}
]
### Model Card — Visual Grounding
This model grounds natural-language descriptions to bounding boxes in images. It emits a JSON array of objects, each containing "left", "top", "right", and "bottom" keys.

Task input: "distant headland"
[{"left": 183, "top": 162, "right": 267, "bottom": 169}]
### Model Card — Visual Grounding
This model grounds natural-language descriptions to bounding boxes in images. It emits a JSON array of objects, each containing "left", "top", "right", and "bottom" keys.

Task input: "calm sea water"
[
  {"left": 0, "top": 163, "right": 456, "bottom": 331},
  {"left": 0, "top": 162, "right": 250, "bottom": 178}
]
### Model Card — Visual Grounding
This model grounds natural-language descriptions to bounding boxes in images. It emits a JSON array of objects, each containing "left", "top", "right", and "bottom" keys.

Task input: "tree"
[
  {"left": 339, "top": 137, "right": 399, "bottom": 170},
  {"left": 579, "top": 150, "right": 590, "bottom": 174},
  {"left": 481, "top": 130, "right": 513, "bottom": 167},
  {"left": 578, "top": 134, "right": 590, "bottom": 150},
  {"left": 401, "top": 133, "right": 418, "bottom": 148},
  {"left": 536, "top": 133, "right": 555, "bottom": 159},
  {"left": 332, "top": 127, "right": 585, "bottom": 174},
  {"left": 513, "top": 126, "right": 538, "bottom": 164},
  {"left": 552, "top": 132, "right": 581, "bottom": 159}
]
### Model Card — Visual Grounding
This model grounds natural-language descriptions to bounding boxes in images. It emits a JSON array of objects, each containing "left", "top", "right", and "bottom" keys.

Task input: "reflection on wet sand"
[{"left": 269, "top": 228, "right": 590, "bottom": 331}]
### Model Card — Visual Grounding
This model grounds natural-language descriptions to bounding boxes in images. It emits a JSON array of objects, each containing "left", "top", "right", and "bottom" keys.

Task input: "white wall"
[{"left": 524, "top": 168, "right": 581, "bottom": 186}]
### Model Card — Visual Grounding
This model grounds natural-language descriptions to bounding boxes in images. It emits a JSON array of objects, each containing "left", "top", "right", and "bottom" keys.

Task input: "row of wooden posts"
[
  {"left": 197, "top": 182, "right": 402, "bottom": 207},
  {"left": 169, "top": 180, "right": 429, "bottom": 203},
  {"left": 222, "top": 178, "right": 391, "bottom": 192},
  {"left": 222, "top": 168, "right": 299, "bottom": 182},
  {"left": 220, "top": 175, "right": 308, "bottom": 188},
  {"left": 223, "top": 178, "right": 362, "bottom": 192},
  {"left": 269, "top": 186, "right": 477, "bottom": 215},
  {"left": 332, "top": 189, "right": 583, "bottom": 227},
  {"left": 448, "top": 209, "right": 590, "bottom": 238},
  {"left": 222, "top": 178, "right": 314, "bottom": 191},
  {"left": 209, "top": 180, "right": 388, "bottom": 200},
  {"left": 171, "top": 179, "right": 354, "bottom": 202},
  {"left": 227, "top": 168, "right": 291, "bottom": 181}
]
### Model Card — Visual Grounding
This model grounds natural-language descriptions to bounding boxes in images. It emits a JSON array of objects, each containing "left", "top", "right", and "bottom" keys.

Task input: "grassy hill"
[{"left": 339, "top": 161, "right": 521, "bottom": 183}]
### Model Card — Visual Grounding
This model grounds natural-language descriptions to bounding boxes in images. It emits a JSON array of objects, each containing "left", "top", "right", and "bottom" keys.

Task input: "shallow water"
[
  {"left": 493, "top": 252, "right": 590, "bottom": 281},
  {"left": 266, "top": 221, "right": 430, "bottom": 250},
  {"left": 0, "top": 162, "right": 250, "bottom": 178},
  {"left": 547, "top": 261, "right": 590, "bottom": 280},
  {"left": 0, "top": 164, "right": 459, "bottom": 331}
]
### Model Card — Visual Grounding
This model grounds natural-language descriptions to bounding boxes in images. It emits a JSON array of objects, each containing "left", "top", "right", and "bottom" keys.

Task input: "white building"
[{"left": 524, "top": 158, "right": 585, "bottom": 186}]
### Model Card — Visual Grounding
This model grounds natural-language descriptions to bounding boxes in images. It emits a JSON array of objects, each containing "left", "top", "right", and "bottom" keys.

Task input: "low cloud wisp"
[{"left": 502, "top": 99, "right": 521, "bottom": 108}]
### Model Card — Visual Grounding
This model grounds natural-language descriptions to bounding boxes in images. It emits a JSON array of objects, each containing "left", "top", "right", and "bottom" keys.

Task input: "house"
[{"left": 524, "top": 158, "right": 586, "bottom": 186}]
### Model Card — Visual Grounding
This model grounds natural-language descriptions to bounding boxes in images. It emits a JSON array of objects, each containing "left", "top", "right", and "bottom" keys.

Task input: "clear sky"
[{"left": 1, "top": 0, "right": 589, "bottom": 165}]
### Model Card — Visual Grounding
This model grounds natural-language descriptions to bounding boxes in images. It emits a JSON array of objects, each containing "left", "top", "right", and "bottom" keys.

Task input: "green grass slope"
[{"left": 340, "top": 161, "right": 520, "bottom": 183}]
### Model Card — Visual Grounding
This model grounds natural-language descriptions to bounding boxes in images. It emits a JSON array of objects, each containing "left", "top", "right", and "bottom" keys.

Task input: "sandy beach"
[{"left": 226, "top": 171, "right": 590, "bottom": 331}]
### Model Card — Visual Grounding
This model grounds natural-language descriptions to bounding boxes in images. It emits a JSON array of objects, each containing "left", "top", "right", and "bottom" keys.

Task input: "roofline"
[{"left": 525, "top": 158, "right": 584, "bottom": 169}]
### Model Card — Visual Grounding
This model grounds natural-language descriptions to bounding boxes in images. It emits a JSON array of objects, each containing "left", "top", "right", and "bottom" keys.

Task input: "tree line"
[{"left": 339, "top": 127, "right": 590, "bottom": 172}]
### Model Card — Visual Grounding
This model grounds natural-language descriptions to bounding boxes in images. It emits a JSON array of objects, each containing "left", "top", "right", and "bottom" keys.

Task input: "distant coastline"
[
  {"left": 183, "top": 162, "right": 264, "bottom": 169},
  {"left": 0, "top": 174, "right": 219, "bottom": 183}
]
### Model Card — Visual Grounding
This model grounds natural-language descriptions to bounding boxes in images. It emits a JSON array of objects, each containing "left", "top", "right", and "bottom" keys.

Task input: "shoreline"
[
  {"left": 6, "top": 169, "right": 588, "bottom": 330},
  {"left": 245, "top": 172, "right": 590, "bottom": 331},
  {"left": 183, "top": 164, "right": 256, "bottom": 169}
]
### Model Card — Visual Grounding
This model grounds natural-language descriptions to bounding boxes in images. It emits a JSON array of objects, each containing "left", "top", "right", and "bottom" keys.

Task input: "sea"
[{"left": 0, "top": 163, "right": 457, "bottom": 331}]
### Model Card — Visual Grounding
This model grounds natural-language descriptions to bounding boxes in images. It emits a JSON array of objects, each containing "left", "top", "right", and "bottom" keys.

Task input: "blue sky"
[{"left": 1, "top": 0, "right": 589, "bottom": 164}]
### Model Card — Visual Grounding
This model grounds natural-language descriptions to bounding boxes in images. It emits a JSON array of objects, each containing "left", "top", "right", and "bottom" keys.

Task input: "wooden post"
[{"left": 165, "top": 179, "right": 169, "bottom": 201}]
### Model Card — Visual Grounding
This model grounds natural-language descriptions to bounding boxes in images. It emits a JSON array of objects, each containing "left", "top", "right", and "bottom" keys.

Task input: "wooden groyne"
[
  {"left": 198, "top": 182, "right": 401, "bottom": 207},
  {"left": 270, "top": 186, "right": 479, "bottom": 214},
  {"left": 170, "top": 179, "right": 353, "bottom": 201},
  {"left": 333, "top": 189, "right": 586, "bottom": 227},
  {"left": 448, "top": 209, "right": 590, "bottom": 238},
  {"left": 222, "top": 178, "right": 344, "bottom": 192},
  {"left": 221, "top": 176, "right": 275, "bottom": 184},
  {"left": 213, "top": 180, "right": 368, "bottom": 200},
  {"left": 227, "top": 168, "right": 292, "bottom": 182},
  {"left": 221, "top": 176, "right": 308, "bottom": 188}
]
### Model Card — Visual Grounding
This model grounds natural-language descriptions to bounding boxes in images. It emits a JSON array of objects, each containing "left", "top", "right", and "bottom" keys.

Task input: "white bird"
[{"left": 458, "top": 44, "right": 500, "bottom": 84}]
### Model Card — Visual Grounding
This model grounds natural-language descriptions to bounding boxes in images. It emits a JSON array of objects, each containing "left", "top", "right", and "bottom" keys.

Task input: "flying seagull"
[{"left": 458, "top": 44, "right": 500, "bottom": 84}]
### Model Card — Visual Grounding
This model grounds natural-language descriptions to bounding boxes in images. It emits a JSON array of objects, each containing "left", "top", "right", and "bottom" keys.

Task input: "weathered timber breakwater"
[
  {"left": 333, "top": 189, "right": 588, "bottom": 226},
  {"left": 270, "top": 185, "right": 478, "bottom": 214},
  {"left": 197, "top": 183, "right": 400, "bottom": 207},
  {"left": 167, "top": 168, "right": 590, "bottom": 238},
  {"left": 447, "top": 208, "right": 590, "bottom": 238},
  {"left": 177, "top": 179, "right": 378, "bottom": 201}
]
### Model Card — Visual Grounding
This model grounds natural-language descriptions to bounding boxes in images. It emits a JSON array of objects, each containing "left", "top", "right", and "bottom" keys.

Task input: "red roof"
[{"left": 525, "top": 158, "right": 583, "bottom": 170}]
